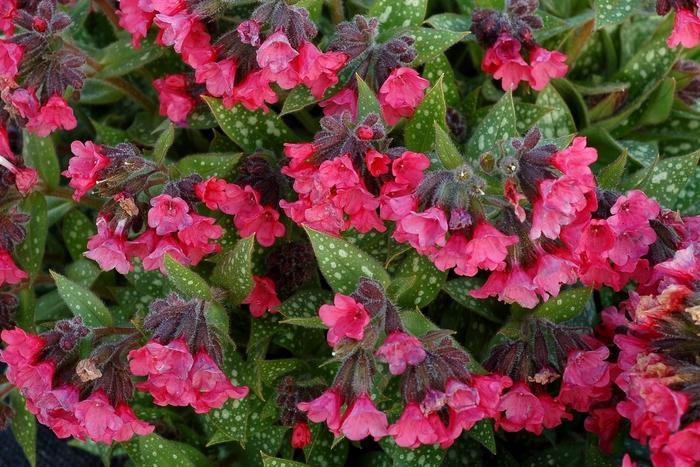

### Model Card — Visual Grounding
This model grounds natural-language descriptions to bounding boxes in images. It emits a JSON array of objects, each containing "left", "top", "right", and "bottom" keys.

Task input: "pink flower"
[
  {"left": 189, "top": 350, "right": 249, "bottom": 413},
  {"left": 63, "top": 141, "right": 110, "bottom": 201},
  {"left": 584, "top": 407, "right": 621, "bottom": 453},
  {"left": 392, "top": 151, "right": 430, "bottom": 188},
  {"left": 473, "top": 374, "right": 513, "bottom": 418},
  {"left": 388, "top": 402, "right": 440, "bottom": 448},
  {"left": 235, "top": 206, "right": 285, "bottom": 247},
  {"left": 616, "top": 377, "right": 688, "bottom": 444},
  {"left": 226, "top": 69, "right": 278, "bottom": 112},
  {"left": 528, "top": 47, "right": 568, "bottom": 91},
  {"left": 497, "top": 383, "right": 545, "bottom": 434},
  {"left": 129, "top": 339, "right": 196, "bottom": 407},
  {"left": 470, "top": 266, "right": 539, "bottom": 308},
  {"left": 26, "top": 96, "right": 77, "bottom": 137},
  {"left": 667, "top": 8, "right": 700, "bottom": 48},
  {"left": 0, "top": 40, "right": 23, "bottom": 79},
  {"left": 116, "top": 0, "right": 155, "bottom": 47},
  {"left": 0, "top": 0, "right": 16, "bottom": 37},
  {"left": 257, "top": 31, "right": 298, "bottom": 74},
  {"left": 654, "top": 421, "right": 700, "bottom": 467},
  {"left": 85, "top": 216, "right": 133, "bottom": 274},
  {"left": 462, "top": 222, "right": 518, "bottom": 275},
  {"left": 0, "top": 250, "right": 28, "bottom": 286},
  {"left": 291, "top": 421, "right": 312, "bottom": 448},
  {"left": 365, "top": 149, "right": 391, "bottom": 176},
  {"left": 297, "top": 387, "right": 343, "bottom": 434},
  {"left": 0, "top": 327, "right": 44, "bottom": 368},
  {"left": 320, "top": 87, "right": 357, "bottom": 119},
  {"left": 141, "top": 235, "right": 190, "bottom": 273},
  {"left": 622, "top": 454, "right": 637, "bottom": 467},
  {"left": 532, "top": 251, "right": 578, "bottom": 298},
  {"left": 530, "top": 176, "right": 593, "bottom": 240},
  {"left": 195, "top": 177, "right": 234, "bottom": 210},
  {"left": 539, "top": 393, "right": 572, "bottom": 429},
  {"left": 318, "top": 155, "right": 361, "bottom": 189},
  {"left": 30, "top": 385, "right": 83, "bottom": 439},
  {"left": 237, "top": 20, "right": 261, "bottom": 46},
  {"left": 432, "top": 233, "right": 469, "bottom": 273},
  {"left": 393, "top": 207, "right": 448, "bottom": 253},
  {"left": 153, "top": 74, "right": 196, "bottom": 124},
  {"left": 340, "top": 393, "right": 388, "bottom": 441},
  {"left": 195, "top": 59, "right": 236, "bottom": 97},
  {"left": 376, "top": 331, "right": 426, "bottom": 375},
  {"left": 608, "top": 190, "right": 660, "bottom": 231},
  {"left": 219, "top": 184, "right": 259, "bottom": 217},
  {"left": 9, "top": 88, "right": 40, "bottom": 119},
  {"left": 179, "top": 21, "right": 215, "bottom": 68},
  {"left": 444, "top": 379, "right": 481, "bottom": 413},
  {"left": 319, "top": 293, "right": 370, "bottom": 346},
  {"left": 242, "top": 276, "right": 281, "bottom": 317},
  {"left": 147, "top": 194, "right": 193, "bottom": 235},
  {"left": 482, "top": 35, "right": 531, "bottom": 91},
  {"left": 177, "top": 214, "right": 223, "bottom": 264},
  {"left": 295, "top": 41, "right": 347, "bottom": 98},
  {"left": 556, "top": 347, "right": 612, "bottom": 412},
  {"left": 379, "top": 67, "right": 430, "bottom": 125},
  {"left": 154, "top": 12, "right": 195, "bottom": 52},
  {"left": 74, "top": 390, "right": 154, "bottom": 443},
  {"left": 0, "top": 154, "right": 37, "bottom": 196},
  {"left": 284, "top": 143, "right": 316, "bottom": 170}
]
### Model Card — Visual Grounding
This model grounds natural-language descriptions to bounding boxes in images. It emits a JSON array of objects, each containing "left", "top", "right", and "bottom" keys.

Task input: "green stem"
[
  {"left": 45, "top": 186, "right": 103, "bottom": 210},
  {"left": 92, "top": 0, "right": 121, "bottom": 31},
  {"left": 104, "top": 77, "right": 157, "bottom": 113},
  {"left": 328, "top": 0, "right": 345, "bottom": 24}
]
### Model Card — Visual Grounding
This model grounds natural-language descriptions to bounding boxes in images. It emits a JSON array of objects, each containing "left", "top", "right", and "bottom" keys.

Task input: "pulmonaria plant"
[{"left": 4, "top": 0, "right": 700, "bottom": 464}]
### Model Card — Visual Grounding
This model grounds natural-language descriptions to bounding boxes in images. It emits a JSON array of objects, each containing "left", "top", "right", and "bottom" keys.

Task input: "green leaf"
[
  {"left": 280, "top": 86, "right": 316, "bottom": 116},
  {"left": 164, "top": 255, "right": 212, "bottom": 300},
  {"left": 126, "top": 433, "right": 209, "bottom": 467},
  {"left": 466, "top": 92, "right": 517, "bottom": 159},
  {"left": 422, "top": 53, "right": 460, "bottom": 107},
  {"left": 262, "top": 454, "right": 309, "bottom": 467},
  {"left": 356, "top": 74, "right": 382, "bottom": 121},
  {"left": 523, "top": 442, "right": 584, "bottom": 467},
  {"left": 638, "top": 150, "right": 700, "bottom": 207},
  {"left": 369, "top": 0, "right": 427, "bottom": 32},
  {"left": 425, "top": 13, "right": 471, "bottom": 32},
  {"left": 277, "top": 289, "right": 332, "bottom": 318},
  {"left": 79, "top": 78, "right": 123, "bottom": 105},
  {"left": 152, "top": 123, "right": 175, "bottom": 163},
  {"left": 11, "top": 391, "right": 37, "bottom": 467},
  {"left": 95, "top": 39, "right": 163, "bottom": 78},
  {"left": 595, "top": 0, "right": 637, "bottom": 29},
  {"left": 66, "top": 259, "right": 102, "bottom": 287},
  {"left": 676, "top": 165, "right": 700, "bottom": 214},
  {"left": 204, "top": 96, "right": 294, "bottom": 152},
  {"left": 303, "top": 425, "right": 349, "bottom": 467},
  {"left": 434, "top": 123, "right": 464, "bottom": 169},
  {"left": 14, "top": 193, "right": 48, "bottom": 278},
  {"left": 257, "top": 358, "right": 302, "bottom": 385},
  {"left": 62, "top": 209, "right": 96, "bottom": 261},
  {"left": 176, "top": 152, "right": 242, "bottom": 178},
  {"left": 636, "top": 77, "right": 675, "bottom": 127},
  {"left": 408, "top": 28, "right": 469, "bottom": 66},
  {"left": 469, "top": 419, "right": 496, "bottom": 454},
  {"left": 405, "top": 76, "right": 446, "bottom": 152},
  {"left": 23, "top": 132, "right": 59, "bottom": 190},
  {"left": 393, "top": 250, "right": 447, "bottom": 308},
  {"left": 212, "top": 236, "right": 255, "bottom": 303},
  {"left": 597, "top": 150, "right": 628, "bottom": 189},
  {"left": 535, "top": 85, "right": 576, "bottom": 139},
  {"left": 92, "top": 120, "right": 130, "bottom": 145},
  {"left": 280, "top": 316, "right": 326, "bottom": 329},
  {"left": 51, "top": 271, "right": 112, "bottom": 327},
  {"left": 515, "top": 103, "right": 554, "bottom": 135},
  {"left": 380, "top": 438, "right": 446, "bottom": 466},
  {"left": 305, "top": 227, "right": 390, "bottom": 294},
  {"left": 534, "top": 288, "right": 593, "bottom": 323}
]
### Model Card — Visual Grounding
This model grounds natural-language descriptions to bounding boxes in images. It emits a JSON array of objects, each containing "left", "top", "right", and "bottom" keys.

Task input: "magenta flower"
[
  {"left": 26, "top": 95, "right": 77, "bottom": 137},
  {"left": 528, "top": 47, "right": 569, "bottom": 91},
  {"left": 147, "top": 194, "right": 193, "bottom": 235},
  {"left": 470, "top": 265, "right": 540, "bottom": 309},
  {"left": 242, "top": 276, "right": 281, "bottom": 317},
  {"left": 291, "top": 421, "right": 312, "bottom": 448},
  {"left": 226, "top": 70, "right": 278, "bottom": 112},
  {"left": 463, "top": 222, "right": 518, "bottom": 274},
  {"left": 378, "top": 67, "right": 430, "bottom": 125},
  {"left": 0, "top": 40, "right": 23, "bottom": 79},
  {"left": 237, "top": 19, "right": 261, "bottom": 46},
  {"left": 319, "top": 293, "right": 371, "bottom": 346},
  {"left": 62, "top": 141, "right": 110, "bottom": 201},
  {"left": 482, "top": 35, "right": 531, "bottom": 91},
  {"left": 391, "top": 151, "right": 430, "bottom": 188},
  {"left": 195, "top": 58, "right": 237, "bottom": 97},
  {"left": 235, "top": 206, "right": 285, "bottom": 247},
  {"left": 318, "top": 155, "right": 361, "bottom": 190},
  {"left": 0, "top": 250, "right": 28, "bottom": 286},
  {"left": 257, "top": 31, "right": 298, "bottom": 74},
  {"left": 73, "top": 390, "right": 154, "bottom": 443},
  {"left": 319, "top": 87, "right": 358, "bottom": 119},
  {"left": 388, "top": 402, "right": 440, "bottom": 448},
  {"left": 365, "top": 149, "right": 391, "bottom": 176},
  {"left": 189, "top": 350, "right": 249, "bottom": 413},
  {"left": 116, "top": 0, "right": 154, "bottom": 47},
  {"left": 340, "top": 393, "right": 388, "bottom": 441},
  {"left": 394, "top": 207, "right": 448, "bottom": 254},
  {"left": 153, "top": 74, "right": 196, "bottom": 124},
  {"left": 177, "top": 214, "right": 223, "bottom": 265},
  {"left": 29, "top": 385, "right": 83, "bottom": 439},
  {"left": 297, "top": 387, "right": 343, "bottom": 434},
  {"left": 376, "top": 331, "right": 426, "bottom": 375},
  {"left": 295, "top": 41, "right": 347, "bottom": 99},
  {"left": 85, "top": 216, "right": 133, "bottom": 275},
  {"left": 496, "top": 383, "right": 545, "bottom": 435},
  {"left": 667, "top": 8, "right": 700, "bottom": 48}
]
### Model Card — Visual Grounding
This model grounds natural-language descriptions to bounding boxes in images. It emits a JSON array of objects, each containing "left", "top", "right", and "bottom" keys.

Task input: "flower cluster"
[
  {"left": 281, "top": 112, "right": 431, "bottom": 236},
  {"left": 593, "top": 238, "right": 700, "bottom": 466},
  {"left": 62, "top": 140, "right": 224, "bottom": 274},
  {"left": 471, "top": 0, "right": 568, "bottom": 90},
  {"left": 658, "top": 0, "right": 700, "bottom": 49},
  {"left": 0, "top": 0, "right": 81, "bottom": 137},
  {"left": 119, "top": 0, "right": 346, "bottom": 122},
  {"left": 0, "top": 320, "right": 154, "bottom": 443}
]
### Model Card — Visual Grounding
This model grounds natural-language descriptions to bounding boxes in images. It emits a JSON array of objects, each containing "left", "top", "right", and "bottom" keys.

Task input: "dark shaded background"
[{"left": 0, "top": 425, "right": 101, "bottom": 467}]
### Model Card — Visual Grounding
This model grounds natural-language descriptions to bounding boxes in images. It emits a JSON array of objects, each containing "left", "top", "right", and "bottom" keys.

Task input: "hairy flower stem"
[
  {"left": 92, "top": 0, "right": 122, "bottom": 30},
  {"left": 45, "top": 186, "right": 103, "bottom": 209}
]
